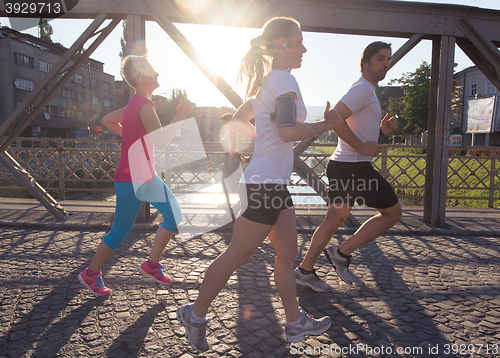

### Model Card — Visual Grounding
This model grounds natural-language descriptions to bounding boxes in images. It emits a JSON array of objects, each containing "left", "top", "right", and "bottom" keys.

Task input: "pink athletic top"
[{"left": 114, "top": 94, "right": 156, "bottom": 183}]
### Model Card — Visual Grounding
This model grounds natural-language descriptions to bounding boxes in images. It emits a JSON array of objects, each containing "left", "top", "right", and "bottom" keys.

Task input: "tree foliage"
[
  {"left": 389, "top": 61, "right": 431, "bottom": 134},
  {"left": 38, "top": 19, "right": 53, "bottom": 40},
  {"left": 152, "top": 89, "right": 190, "bottom": 125},
  {"left": 119, "top": 20, "right": 129, "bottom": 62}
]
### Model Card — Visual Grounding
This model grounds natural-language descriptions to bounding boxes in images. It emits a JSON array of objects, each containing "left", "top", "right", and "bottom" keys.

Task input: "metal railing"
[{"left": 1, "top": 138, "right": 499, "bottom": 207}]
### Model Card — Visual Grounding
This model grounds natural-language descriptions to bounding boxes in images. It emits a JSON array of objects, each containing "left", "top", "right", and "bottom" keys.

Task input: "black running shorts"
[
  {"left": 239, "top": 183, "right": 294, "bottom": 225},
  {"left": 326, "top": 160, "right": 399, "bottom": 209}
]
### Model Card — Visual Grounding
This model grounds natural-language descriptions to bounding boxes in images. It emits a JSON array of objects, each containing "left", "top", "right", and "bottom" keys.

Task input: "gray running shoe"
[
  {"left": 295, "top": 267, "right": 331, "bottom": 292},
  {"left": 284, "top": 311, "right": 331, "bottom": 343},
  {"left": 324, "top": 245, "right": 353, "bottom": 284},
  {"left": 176, "top": 304, "right": 209, "bottom": 352}
]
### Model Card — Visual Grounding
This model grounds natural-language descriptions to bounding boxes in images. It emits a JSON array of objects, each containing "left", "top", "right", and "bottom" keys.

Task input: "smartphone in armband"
[{"left": 275, "top": 95, "right": 297, "bottom": 127}]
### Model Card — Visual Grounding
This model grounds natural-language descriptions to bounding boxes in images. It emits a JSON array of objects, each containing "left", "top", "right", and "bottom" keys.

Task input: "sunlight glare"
[{"left": 173, "top": 0, "right": 215, "bottom": 15}]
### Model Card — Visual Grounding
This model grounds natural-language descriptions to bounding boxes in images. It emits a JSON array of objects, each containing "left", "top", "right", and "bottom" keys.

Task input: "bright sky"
[{"left": 1, "top": 0, "right": 499, "bottom": 109}]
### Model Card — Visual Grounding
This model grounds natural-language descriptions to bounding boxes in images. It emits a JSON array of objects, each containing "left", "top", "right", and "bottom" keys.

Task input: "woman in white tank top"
[{"left": 177, "top": 17, "right": 344, "bottom": 351}]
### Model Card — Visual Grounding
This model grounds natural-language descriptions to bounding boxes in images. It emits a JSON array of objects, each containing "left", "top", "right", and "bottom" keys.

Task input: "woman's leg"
[
  {"left": 143, "top": 176, "right": 182, "bottom": 262},
  {"left": 193, "top": 215, "right": 274, "bottom": 318},
  {"left": 89, "top": 182, "right": 142, "bottom": 272},
  {"left": 267, "top": 208, "right": 301, "bottom": 323}
]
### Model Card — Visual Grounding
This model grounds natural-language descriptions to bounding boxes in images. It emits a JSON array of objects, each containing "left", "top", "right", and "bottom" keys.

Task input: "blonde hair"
[
  {"left": 120, "top": 55, "right": 149, "bottom": 89},
  {"left": 238, "top": 17, "right": 301, "bottom": 98}
]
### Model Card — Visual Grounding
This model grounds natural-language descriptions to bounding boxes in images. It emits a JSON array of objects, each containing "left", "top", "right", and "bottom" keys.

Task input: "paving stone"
[{"left": 0, "top": 225, "right": 499, "bottom": 357}]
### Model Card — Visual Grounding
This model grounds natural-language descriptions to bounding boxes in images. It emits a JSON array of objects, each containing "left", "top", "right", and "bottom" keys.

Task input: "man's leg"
[
  {"left": 339, "top": 202, "right": 402, "bottom": 256},
  {"left": 299, "top": 203, "right": 351, "bottom": 272},
  {"left": 322, "top": 202, "right": 401, "bottom": 285}
]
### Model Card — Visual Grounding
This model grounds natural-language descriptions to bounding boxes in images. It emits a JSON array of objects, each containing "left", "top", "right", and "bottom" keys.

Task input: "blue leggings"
[{"left": 103, "top": 176, "right": 182, "bottom": 250}]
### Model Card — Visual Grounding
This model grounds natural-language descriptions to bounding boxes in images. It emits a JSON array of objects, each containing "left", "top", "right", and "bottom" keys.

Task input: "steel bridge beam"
[
  {"left": 3, "top": 1, "right": 500, "bottom": 42},
  {"left": 456, "top": 18, "right": 500, "bottom": 92},
  {"left": 0, "top": 15, "right": 120, "bottom": 220},
  {"left": 0, "top": 14, "right": 121, "bottom": 149},
  {"left": 424, "top": 35, "right": 455, "bottom": 227}
]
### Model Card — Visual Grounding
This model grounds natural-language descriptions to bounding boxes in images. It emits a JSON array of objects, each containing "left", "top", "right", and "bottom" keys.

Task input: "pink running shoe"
[
  {"left": 137, "top": 260, "right": 171, "bottom": 284},
  {"left": 79, "top": 268, "right": 112, "bottom": 296}
]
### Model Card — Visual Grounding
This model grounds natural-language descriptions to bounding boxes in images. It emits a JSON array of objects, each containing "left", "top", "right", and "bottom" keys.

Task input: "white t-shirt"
[
  {"left": 242, "top": 70, "right": 307, "bottom": 184},
  {"left": 330, "top": 76, "right": 382, "bottom": 162},
  {"left": 221, "top": 129, "right": 238, "bottom": 153}
]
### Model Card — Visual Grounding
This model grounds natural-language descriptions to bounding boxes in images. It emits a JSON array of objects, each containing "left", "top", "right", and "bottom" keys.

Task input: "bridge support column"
[
  {"left": 123, "top": 15, "right": 152, "bottom": 223},
  {"left": 424, "top": 35, "right": 455, "bottom": 227}
]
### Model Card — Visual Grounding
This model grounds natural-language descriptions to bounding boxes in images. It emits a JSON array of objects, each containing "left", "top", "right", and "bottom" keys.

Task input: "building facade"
[
  {"left": 0, "top": 26, "right": 116, "bottom": 139},
  {"left": 453, "top": 66, "right": 500, "bottom": 146}
]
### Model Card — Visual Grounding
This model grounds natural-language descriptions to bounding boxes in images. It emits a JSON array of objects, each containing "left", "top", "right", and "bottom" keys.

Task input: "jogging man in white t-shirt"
[{"left": 295, "top": 41, "right": 400, "bottom": 291}]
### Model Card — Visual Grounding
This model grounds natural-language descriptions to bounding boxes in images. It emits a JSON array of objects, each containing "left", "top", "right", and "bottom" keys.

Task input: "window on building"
[
  {"left": 76, "top": 92, "right": 85, "bottom": 102},
  {"left": 91, "top": 78, "right": 98, "bottom": 88},
  {"left": 103, "top": 82, "right": 111, "bottom": 91},
  {"left": 485, "top": 81, "right": 496, "bottom": 95},
  {"left": 14, "top": 53, "right": 33, "bottom": 68},
  {"left": 14, "top": 77, "right": 35, "bottom": 91},
  {"left": 85, "top": 61, "right": 103, "bottom": 72},
  {"left": 77, "top": 112, "right": 84, "bottom": 120},
  {"left": 44, "top": 105, "right": 58, "bottom": 117},
  {"left": 450, "top": 135, "right": 462, "bottom": 146},
  {"left": 59, "top": 107, "right": 75, "bottom": 118},
  {"left": 470, "top": 83, "right": 478, "bottom": 96},
  {"left": 39, "top": 60, "right": 53, "bottom": 73},
  {"left": 61, "top": 87, "right": 75, "bottom": 99},
  {"left": 92, "top": 96, "right": 99, "bottom": 107},
  {"left": 103, "top": 99, "right": 111, "bottom": 108},
  {"left": 72, "top": 73, "right": 84, "bottom": 84}
]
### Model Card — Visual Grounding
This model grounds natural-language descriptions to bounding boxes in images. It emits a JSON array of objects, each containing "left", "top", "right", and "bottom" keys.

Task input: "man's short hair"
[
  {"left": 221, "top": 113, "right": 233, "bottom": 123},
  {"left": 360, "top": 41, "right": 392, "bottom": 72}
]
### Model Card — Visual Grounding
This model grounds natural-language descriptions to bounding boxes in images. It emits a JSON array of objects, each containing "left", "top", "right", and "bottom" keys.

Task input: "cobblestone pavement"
[{"left": 0, "top": 227, "right": 499, "bottom": 358}]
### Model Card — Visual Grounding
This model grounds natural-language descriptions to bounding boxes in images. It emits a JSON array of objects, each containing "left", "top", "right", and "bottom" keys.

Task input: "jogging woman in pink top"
[{"left": 79, "top": 55, "right": 193, "bottom": 296}]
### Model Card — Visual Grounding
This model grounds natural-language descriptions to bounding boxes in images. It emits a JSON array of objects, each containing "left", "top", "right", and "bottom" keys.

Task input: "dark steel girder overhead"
[
  {"left": 3, "top": 0, "right": 500, "bottom": 42},
  {"left": 456, "top": 18, "right": 500, "bottom": 91}
]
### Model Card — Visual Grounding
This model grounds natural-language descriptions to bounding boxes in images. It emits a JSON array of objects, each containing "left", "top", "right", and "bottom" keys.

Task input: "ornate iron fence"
[{"left": 1, "top": 138, "right": 499, "bottom": 207}]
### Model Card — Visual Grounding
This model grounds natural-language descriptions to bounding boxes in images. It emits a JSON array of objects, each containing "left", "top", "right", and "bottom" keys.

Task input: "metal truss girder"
[
  {"left": 142, "top": 0, "right": 243, "bottom": 108},
  {"left": 456, "top": 19, "right": 500, "bottom": 92},
  {"left": 0, "top": 151, "right": 67, "bottom": 220},
  {"left": 429, "top": 35, "right": 455, "bottom": 227},
  {"left": 3, "top": 1, "right": 500, "bottom": 42},
  {"left": 0, "top": 14, "right": 120, "bottom": 151},
  {"left": 291, "top": 152, "right": 359, "bottom": 228},
  {"left": 390, "top": 34, "right": 424, "bottom": 70},
  {"left": 423, "top": 38, "right": 440, "bottom": 225},
  {"left": 457, "top": 38, "right": 500, "bottom": 93},
  {"left": 457, "top": 18, "right": 500, "bottom": 67},
  {"left": 292, "top": 139, "right": 359, "bottom": 227},
  {"left": 0, "top": 15, "right": 120, "bottom": 220},
  {"left": 127, "top": 14, "right": 146, "bottom": 55}
]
